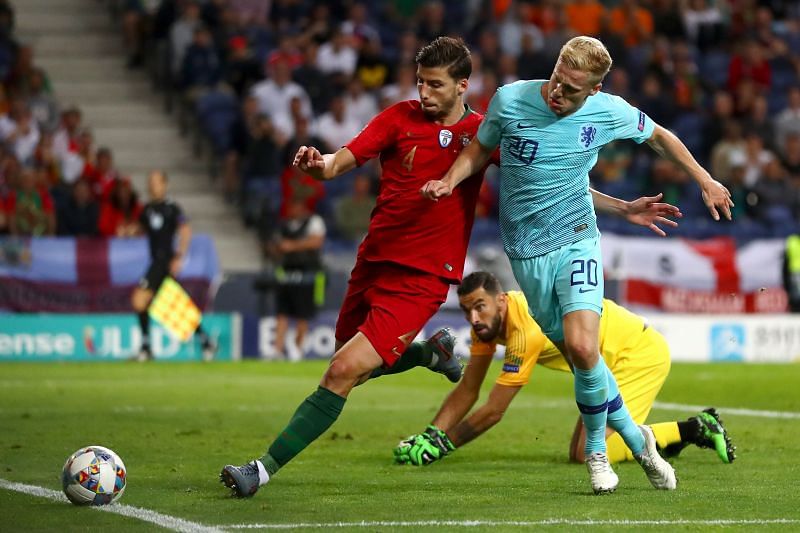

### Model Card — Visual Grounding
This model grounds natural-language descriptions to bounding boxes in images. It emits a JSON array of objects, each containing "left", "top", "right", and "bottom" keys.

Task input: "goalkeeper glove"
[
  {"left": 393, "top": 436, "right": 417, "bottom": 464},
  {"left": 423, "top": 425, "right": 456, "bottom": 455}
]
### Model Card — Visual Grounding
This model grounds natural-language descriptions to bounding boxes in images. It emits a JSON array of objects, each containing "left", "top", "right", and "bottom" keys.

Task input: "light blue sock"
[
  {"left": 604, "top": 366, "right": 645, "bottom": 456},
  {"left": 574, "top": 359, "right": 609, "bottom": 457}
]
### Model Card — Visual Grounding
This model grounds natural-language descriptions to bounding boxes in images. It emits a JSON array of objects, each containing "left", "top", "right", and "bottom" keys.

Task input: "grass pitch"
[{"left": 1, "top": 361, "right": 799, "bottom": 531}]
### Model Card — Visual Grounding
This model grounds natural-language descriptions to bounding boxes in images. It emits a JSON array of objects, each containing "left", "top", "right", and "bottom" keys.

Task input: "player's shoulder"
[
  {"left": 384, "top": 100, "right": 422, "bottom": 117},
  {"left": 591, "top": 91, "right": 635, "bottom": 114},
  {"left": 496, "top": 79, "right": 543, "bottom": 101}
]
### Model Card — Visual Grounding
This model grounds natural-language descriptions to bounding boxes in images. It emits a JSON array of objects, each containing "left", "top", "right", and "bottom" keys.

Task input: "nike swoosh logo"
[
  {"left": 517, "top": 122, "right": 535, "bottom": 129},
  {"left": 578, "top": 288, "right": 596, "bottom": 293}
]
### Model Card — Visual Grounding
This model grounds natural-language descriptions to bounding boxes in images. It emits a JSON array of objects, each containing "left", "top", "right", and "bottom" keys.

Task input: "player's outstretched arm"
[
  {"left": 293, "top": 145, "right": 357, "bottom": 181},
  {"left": 430, "top": 353, "right": 493, "bottom": 431},
  {"left": 591, "top": 189, "right": 682, "bottom": 237},
  {"left": 420, "top": 138, "right": 494, "bottom": 200},
  {"left": 646, "top": 124, "right": 734, "bottom": 221},
  {"left": 447, "top": 383, "right": 521, "bottom": 447}
]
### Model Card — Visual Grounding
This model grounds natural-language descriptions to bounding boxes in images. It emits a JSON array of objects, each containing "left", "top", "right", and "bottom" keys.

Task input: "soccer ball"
[{"left": 61, "top": 446, "right": 126, "bottom": 506}]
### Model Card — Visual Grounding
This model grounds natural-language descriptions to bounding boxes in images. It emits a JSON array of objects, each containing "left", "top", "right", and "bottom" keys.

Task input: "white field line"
[
  {"left": 0, "top": 478, "right": 223, "bottom": 533},
  {"left": 222, "top": 519, "right": 800, "bottom": 529},
  {"left": 652, "top": 401, "right": 800, "bottom": 420},
  {"left": 4, "top": 478, "right": 799, "bottom": 531}
]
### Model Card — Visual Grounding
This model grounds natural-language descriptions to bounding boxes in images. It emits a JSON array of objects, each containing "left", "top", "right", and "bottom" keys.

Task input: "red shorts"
[{"left": 335, "top": 259, "right": 450, "bottom": 366}]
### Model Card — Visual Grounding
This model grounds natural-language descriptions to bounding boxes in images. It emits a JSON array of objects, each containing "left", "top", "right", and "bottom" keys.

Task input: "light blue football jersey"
[{"left": 477, "top": 79, "right": 655, "bottom": 258}]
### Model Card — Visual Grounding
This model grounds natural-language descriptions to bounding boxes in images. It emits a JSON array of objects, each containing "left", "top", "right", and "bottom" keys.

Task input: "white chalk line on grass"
[
  {"left": 0, "top": 478, "right": 223, "bottom": 533},
  {"left": 652, "top": 401, "right": 800, "bottom": 420},
  {"left": 222, "top": 519, "right": 800, "bottom": 529},
  {"left": 3, "top": 478, "right": 798, "bottom": 531}
]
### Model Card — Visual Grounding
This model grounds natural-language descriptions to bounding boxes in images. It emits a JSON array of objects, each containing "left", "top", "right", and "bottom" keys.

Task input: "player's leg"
[
  {"left": 367, "top": 327, "right": 461, "bottom": 382},
  {"left": 220, "top": 332, "right": 383, "bottom": 497},
  {"left": 295, "top": 320, "right": 309, "bottom": 351},
  {"left": 132, "top": 260, "right": 169, "bottom": 361}
]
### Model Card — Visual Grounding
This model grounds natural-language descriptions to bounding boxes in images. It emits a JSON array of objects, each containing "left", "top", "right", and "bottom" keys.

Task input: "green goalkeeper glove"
[
  {"left": 393, "top": 436, "right": 417, "bottom": 464},
  {"left": 423, "top": 425, "right": 456, "bottom": 455}
]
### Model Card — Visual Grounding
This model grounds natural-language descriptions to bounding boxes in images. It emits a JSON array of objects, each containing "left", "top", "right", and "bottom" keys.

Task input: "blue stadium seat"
[
  {"left": 700, "top": 50, "right": 731, "bottom": 89},
  {"left": 671, "top": 113, "right": 704, "bottom": 155}
]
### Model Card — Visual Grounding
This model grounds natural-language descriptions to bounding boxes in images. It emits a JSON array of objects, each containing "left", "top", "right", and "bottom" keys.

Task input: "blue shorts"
[{"left": 509, "top": 237, "right": 604, "bottom": 342}]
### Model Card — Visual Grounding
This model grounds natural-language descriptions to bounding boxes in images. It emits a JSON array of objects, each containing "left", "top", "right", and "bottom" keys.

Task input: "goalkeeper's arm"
[
  {"left": 447, "top": 383, "right": 522, "bottom": 447},
  {"left": 429, "top": 353, "right": 494, "bottom": 431}
]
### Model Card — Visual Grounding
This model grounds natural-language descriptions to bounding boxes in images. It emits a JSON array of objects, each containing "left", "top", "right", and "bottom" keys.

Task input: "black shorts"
[
  {"left": 276, "top": 282, "right": 317, "bottom": 320},
  {"left": 138, "top": 260, "right": 170, "bottom": 292}
]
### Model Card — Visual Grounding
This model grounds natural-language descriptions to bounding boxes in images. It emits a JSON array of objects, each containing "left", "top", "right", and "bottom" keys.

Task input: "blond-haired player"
[{"left": 395, "top": 271, "right": 735, "bottom": 472}]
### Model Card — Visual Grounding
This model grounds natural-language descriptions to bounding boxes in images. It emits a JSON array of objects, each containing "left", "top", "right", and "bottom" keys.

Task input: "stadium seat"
[
  {"left": 699, "top": 50, "right": 731, "bottom": 89},
  {"left": 671, "top": 114, "right": 705, "bottom": 155}
]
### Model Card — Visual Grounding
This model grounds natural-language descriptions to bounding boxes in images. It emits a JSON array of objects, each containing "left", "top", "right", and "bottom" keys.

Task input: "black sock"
[
  {"left": 138, "top": 312, "right": 150, "bottom": 349},
  {"left": 678, "top": 418, "right": 701, "bottom": 444},
  {"left": 195, "top": 324, "right": 210, "bottom": 347}
]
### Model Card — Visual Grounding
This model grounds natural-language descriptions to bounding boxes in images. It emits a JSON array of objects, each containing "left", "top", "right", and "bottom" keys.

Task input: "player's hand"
[
  {"left": 423, "top": 424, "right": 456, "bottom": 455},
  {"left": 393, "top": 435, "right": 418, "bottom": 465},
  {"left": 169, "top": 256, "right": 183, "bottom": 276},
  {"left": 420, "top": 180, "right": 452, "bottom": 201},
  {"left": 700, "top": 178, "right": 734, "bottom": 221},
  {"left": 624, "top": 193, "right": 682, "bottom": 237},
  {"left": 293, "top": 145, "right": 325, "bottom": 173},
  {"left": 404, "top": 434, "right": 446, "bottom": 466}
]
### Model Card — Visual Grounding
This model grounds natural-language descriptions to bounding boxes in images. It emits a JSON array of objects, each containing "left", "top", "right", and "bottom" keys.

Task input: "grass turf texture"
[{"left": 1, "top": 361, "right": 799, "bottom": 532}]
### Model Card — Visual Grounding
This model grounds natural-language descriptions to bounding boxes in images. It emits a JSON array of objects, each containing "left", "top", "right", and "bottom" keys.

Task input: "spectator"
[
  {"left": 741, "top": 132, "right": 774, "bottom": 187},
  {"left": 651, "top": 0, "right": 686, "bottom": 41},
  {"left": 499, "top": 3, "right": 544, "bottom": 59},
  {"left": 6, "top": 167, "right": 55, "bottom": 236},
  {"left": 341, "top": 2, "right": 380, "bottom": 46},
  {"left": 743, "top": 95, "right": 775, "bottom": 150},
  {"left": 267, "top": 196, "right": 326, "bottom": 358},
  {"left": 681, "top": 0, "right": 725, "bottom": 51},
  {"left": 60, "top": 128, "right": 93, "bottom": 185},
  {"left": 334, "top": 172, "right": 375, "bottom": 241},
  {"left": 775, "top": 86, "right": 800, "bottom": 156},
  {"left": 33, "top": 131, "right": 60, "bottom": 187},
  {"left": 609, "top": 0, "right": 654, "bottom": 48},
  {"left": 711, "top": 119, "right": 746, "bottom": 182},
  {"left": 57, "top": 178, "right": 98, "bottom": 236},
  {"left": 280, "top": 115, "right": 323, "bottom": 169},
  {"left": 517, "top": 31, "right": 550, "bottom": 81},
  {"left": 180, "top": 25, "right": 223, "bottom": 97},
  {"left": 380, "top": 63, "right": 418, "bottom": 108},
  {"left": 242, "top": 113, "right": 282, "bottom": 185},
  {"left": 781, "top": 133, "right": 800, "bottom": 180},
  {"left": 728, "top": 39, "right": 771, "bottom": 93},
  {"left": 224, "top": 94, "right": 260, "bottom": 197},
  {"left": 169, "top": 1, "right": 201, "bottom": 77},
  {"left": 8, "top": 44, "right": 49, "bottom": 96},
  {"left": 564, "top": 0, "right": 605, "bottom": 39},
  {"left": 121, "top": 0, "right": 148, "bottom": 68},
  {"left": 6, "top": 106, "right": 40, "bottom": 166},
  {"left": 751, "top": 158, "right": 795, "bottom": 222},
  {"left": 52, "top": 105, "right": 82, "bottom": 161},
  {"left": 223, "top": 35, "right": 262, "bottom": 99},
  {"left": 24, "top": 68, "right": 58, "bottom": 132},
  {"left": 293, "top": 41, "right": 328, "bottom": 114},
  {"left": 82, "top": 146, "right": 119, "bottom": 199},
  {"left": 468, "top": 68, "right": 497, "bottom": 114},
  {"left": 355, "top": 39, "right": 390, "bottom": 91},
  {"left": 702, "top": 90, "right": 736, "bottom": 155},
  {"left": 343, "top": 77, "right": 377, "bottom": 129},
  {"left": 637, "top": 72, "right": 676, "bottom": 128},
  {"left": 98, "top": 177, "right": 142, "bottom": 237},
  {"left": 250, "top": 57, "right": 311, "bottom": 140},
  {"left": 316, "top": 27, "right": 357, "bottom": 81},
  {"left": 314, "top": 94, "right": 361, "bottom": 154},
  {"left": 415, "top": 1, "right": 450, "bottom": 44}
]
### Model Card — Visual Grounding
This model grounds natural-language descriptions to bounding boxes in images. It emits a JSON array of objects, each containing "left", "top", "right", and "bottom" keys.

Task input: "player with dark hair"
[
  {"left": 219, "top": 36, "right": 485, "bottom": 498},
  {"left": 394, "top": 271, "right": 736, "bottom": 468},
  {"left": 131, "top": 170, "right": 216, "bottom": 361}
]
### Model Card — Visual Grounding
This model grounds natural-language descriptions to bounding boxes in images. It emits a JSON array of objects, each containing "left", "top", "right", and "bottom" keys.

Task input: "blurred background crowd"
[{"left": 1, "top": 0, "right": 799, "bottom": 251}]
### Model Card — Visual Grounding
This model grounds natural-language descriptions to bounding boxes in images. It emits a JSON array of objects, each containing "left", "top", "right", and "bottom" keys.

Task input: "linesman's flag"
[{"left": 149, "top": 277, "right": 202, "bottom": 342}]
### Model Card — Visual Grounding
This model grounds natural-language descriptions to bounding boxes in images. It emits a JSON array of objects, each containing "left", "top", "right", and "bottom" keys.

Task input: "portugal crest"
[{"left": 439, "top": 129, "right": 453, "bottom": 148}]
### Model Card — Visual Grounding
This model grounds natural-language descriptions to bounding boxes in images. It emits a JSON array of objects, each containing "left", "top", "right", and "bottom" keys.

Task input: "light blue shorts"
[{"left": 509, "top": 237, "right": 604, "bottom": 342}]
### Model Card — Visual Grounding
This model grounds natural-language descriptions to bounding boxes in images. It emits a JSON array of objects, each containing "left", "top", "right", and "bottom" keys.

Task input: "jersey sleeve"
[
  {"left": 606, "top": 94, "right": 655, "bottom": 144},
  {"left": 174, "top": 203, "right": 187, "bottom": 224},
  {"left": 476, "top": 88, "right": 504, "bottom": 150},
  {"left": 345, "top": 103, "right": 400, "bottom": 166},
  {"left": 495, "top": 327, "right": 540, "bottom": 387}
]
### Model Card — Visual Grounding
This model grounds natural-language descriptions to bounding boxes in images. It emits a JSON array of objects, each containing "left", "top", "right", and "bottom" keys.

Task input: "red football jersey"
[{"left": 345, "top": 100, "right": 485, "bottom": 283}]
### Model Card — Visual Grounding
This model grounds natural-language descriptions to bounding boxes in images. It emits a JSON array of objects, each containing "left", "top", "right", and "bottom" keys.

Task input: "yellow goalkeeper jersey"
[{"left": 470, "top": 291, "right": 652, "bottom": 387}]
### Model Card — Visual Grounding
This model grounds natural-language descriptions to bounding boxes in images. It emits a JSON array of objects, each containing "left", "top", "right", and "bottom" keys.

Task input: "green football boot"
[{"left": 695, "top": 408, "right": 736, "bottom": 463}]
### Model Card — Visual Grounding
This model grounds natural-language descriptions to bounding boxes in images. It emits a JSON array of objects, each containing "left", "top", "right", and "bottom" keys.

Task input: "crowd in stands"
[
  {"left": 0, "top": 1, "right": 147, "bottom": 239},
  {"left": 4, "top": 0, "right": 800, "bottom": 249},
  {"left": 120, "top": 0, "right": 799, "bottom": 246}
]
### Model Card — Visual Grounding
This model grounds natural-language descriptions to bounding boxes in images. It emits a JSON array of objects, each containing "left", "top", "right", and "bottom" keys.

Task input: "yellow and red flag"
[{"left": 148, "top": 277, "right": 202, "bottom": 342}]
